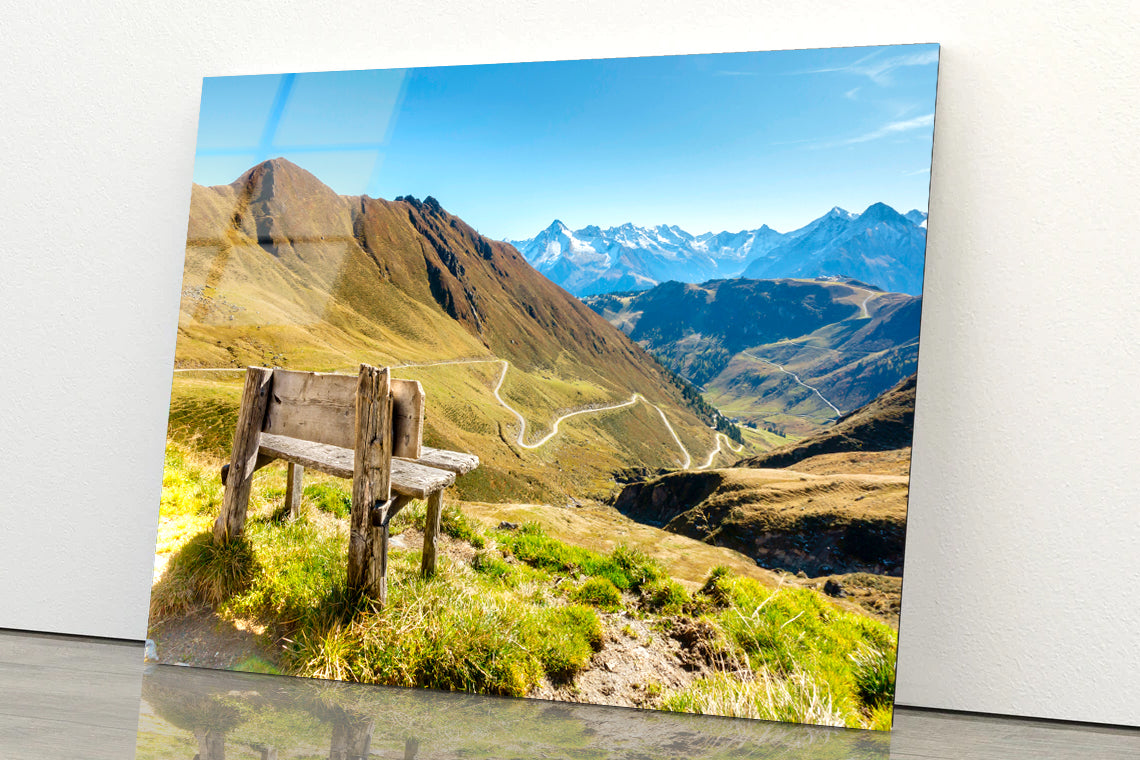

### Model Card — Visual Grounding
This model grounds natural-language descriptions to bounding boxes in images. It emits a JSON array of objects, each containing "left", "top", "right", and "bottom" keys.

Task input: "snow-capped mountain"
[
  {"left": 742, "top": 203, "right": 928, "bottom": 294},
  {"left": 509, "top": 203, "right": 928, "bottom": 297},
  {"left": 509, "top": 221, "right": 731, "bottom": 297}
]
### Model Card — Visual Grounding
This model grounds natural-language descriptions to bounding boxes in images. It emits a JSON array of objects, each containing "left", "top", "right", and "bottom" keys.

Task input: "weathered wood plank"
[
  {"left": 407, "top": 447, "right": 479, "bottom": 475},
  {"left": 391, "top": 379, "right": 425, "bottom": 460},
  {"left": 348, "top": 365, "right": 392, "bottom": 599},
  {"left": 285, "top": 462, "right": 303, "bottom": 519},
  {"left": 258, "top": 434, "right": 353, "bottom": 478},
  {"left": 214, "top": 367, "right": 273, "bottom": 543},
  {"left": 262, "top": 369, "right": 356, "bottom": 450},
  {"left": 258, "top": 434, "right": 455, "bottom": 498},
  {"left": 421, "top": 489, "right": 444, "bottom": 578}
]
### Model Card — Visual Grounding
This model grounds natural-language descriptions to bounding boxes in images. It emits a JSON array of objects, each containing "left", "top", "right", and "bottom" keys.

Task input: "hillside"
[
  {"left": 173, "top": 158, "right": 749, "bottom": 503},
  {"left": 613, "top": 467, "right": 907, "bottom": 579},
  {"left": 585, "top": 278, "right": 920, "bottom": 436},
  {"left": 735, "top": 374, "right": 917, "bottom": 471},
  {"left": 612, "top": 377, "right": 917, "bottom": 581}
]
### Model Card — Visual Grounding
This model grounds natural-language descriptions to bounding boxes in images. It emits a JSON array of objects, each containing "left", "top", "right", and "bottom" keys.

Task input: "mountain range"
[{"left": 509, "top": 204, "right": 927, "bottom": 297}]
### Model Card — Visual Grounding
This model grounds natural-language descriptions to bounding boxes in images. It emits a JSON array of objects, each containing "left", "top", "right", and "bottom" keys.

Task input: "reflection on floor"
[{"left": 1, "top": 629, "right": 1137, "bottom": 760}]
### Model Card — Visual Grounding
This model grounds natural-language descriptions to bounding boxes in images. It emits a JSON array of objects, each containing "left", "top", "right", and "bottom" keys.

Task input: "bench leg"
[
  {"left": 285, "top": 463, "right": 303, "bottom": 520},
  {"left": 422, "top": 490, "right": 444, "bottom": 578},
  {"left": 214, "top": 367, "right": 273, "bottom": 544},
  {"left": 347, "top": 365, "right": 392, "bottom": 601}
]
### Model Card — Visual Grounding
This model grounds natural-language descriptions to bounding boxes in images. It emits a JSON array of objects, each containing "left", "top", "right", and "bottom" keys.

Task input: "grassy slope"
[
  {"left": 734, "top": 374, "right": 917, "bottom": 471},
  {"left": 150, "top": 441, "right": 897, "bottom": 730}
]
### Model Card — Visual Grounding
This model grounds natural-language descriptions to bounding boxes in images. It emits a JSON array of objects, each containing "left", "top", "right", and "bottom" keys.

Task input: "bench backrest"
[{"left": 261, "top": 367, "right": 425, "bottom": 458}]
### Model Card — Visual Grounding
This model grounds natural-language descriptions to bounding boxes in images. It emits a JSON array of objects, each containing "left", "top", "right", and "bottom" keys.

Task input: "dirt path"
[
  {"left": 176, "top": 355, "right": 712, "bottom": 470},
  {"left": 696, "top": 432, "right": 743, "bottom": 470},
  {"left": 741, "top": 350, "right": 843, "bottom": 418}
]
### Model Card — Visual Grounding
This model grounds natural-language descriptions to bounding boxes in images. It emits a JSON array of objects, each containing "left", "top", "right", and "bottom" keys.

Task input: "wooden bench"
[{"left": 213, "top": 364, "right": 479, "bottom": 602}]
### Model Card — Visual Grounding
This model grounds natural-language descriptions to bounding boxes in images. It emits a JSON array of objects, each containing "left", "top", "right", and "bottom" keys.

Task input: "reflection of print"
[{"left": 136, "top": 664, "right": 890, "bottom": 759}]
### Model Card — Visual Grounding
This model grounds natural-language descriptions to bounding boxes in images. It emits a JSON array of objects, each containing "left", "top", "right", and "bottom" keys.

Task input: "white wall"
[{"left": 1, "top": 0, "right": 1137, "bottom": 729}]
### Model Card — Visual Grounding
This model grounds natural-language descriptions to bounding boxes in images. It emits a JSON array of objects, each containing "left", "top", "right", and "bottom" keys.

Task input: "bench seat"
[{"left": 259, "top": 433, "right": 472, "bottom": 499}]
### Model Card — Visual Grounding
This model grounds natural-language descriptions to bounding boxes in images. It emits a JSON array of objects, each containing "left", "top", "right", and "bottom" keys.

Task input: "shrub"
[{"left": 573, "top": 577, "right": 622, "bottom": 611}]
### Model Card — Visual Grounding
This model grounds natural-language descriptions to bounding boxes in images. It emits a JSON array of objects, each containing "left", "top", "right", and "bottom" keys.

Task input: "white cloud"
[
  {"left": 805, "top": 113, "right": 934, "bottom": 150},
  {"left": 839, "top": 113, "right": 935, "bottom": 145},
  {"left": 807, "top": 48, "right": 939, "bottom": 86},
  {"left": 844, "top": 87, "right": 861, "bottom": 100}
]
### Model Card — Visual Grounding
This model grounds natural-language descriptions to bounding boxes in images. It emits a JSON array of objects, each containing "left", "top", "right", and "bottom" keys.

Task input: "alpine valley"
[
  {"left": 585, "top": 277, "right": 921, "bottom": 438},
  {"left": 510, "top": 203, "right": 927, "bottom": 297}
]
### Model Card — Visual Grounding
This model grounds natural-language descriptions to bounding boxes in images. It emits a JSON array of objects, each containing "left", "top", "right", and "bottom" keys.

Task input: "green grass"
[
  {"left": 497, "top": 523, "right": 664, "bottom": 592},
  {"left": 641, "top": 577, "right": 691, "bottom": 614},
  {"left": 572, "top": 577, "right": 622, "bottom": 611},
  {"left": 152, "top": 441, "right": 897, "bottom": 728},
  {"left": 660, "top": 567, "right": 898, "bottom": 727},
  {"left": 290, "top": 552, "right": 603, "bottom": 695}
]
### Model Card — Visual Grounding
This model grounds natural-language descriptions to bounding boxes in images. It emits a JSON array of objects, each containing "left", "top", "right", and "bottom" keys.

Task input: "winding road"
[
  {"left": 400, "top": 358, "right": 697, "bottom": 468},
  {"left": 176, "top": 356, "right": 747, "bottom": 470},
  {"left": 697, "top": 432, "right": 744, "bottom": 470},
  {"left": 741, "top": 350, "right": 843, "bottom": 419}
]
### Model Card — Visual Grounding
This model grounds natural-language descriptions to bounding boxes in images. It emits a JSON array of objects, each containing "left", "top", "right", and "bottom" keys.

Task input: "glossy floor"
[{"left": 0, "top": 630, "right": 1136, "bottom": 759}]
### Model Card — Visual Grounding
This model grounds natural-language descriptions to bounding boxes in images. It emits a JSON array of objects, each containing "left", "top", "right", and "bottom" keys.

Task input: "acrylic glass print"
[{"left": 149, "top": 44, "right": 939, "bottom": 731}]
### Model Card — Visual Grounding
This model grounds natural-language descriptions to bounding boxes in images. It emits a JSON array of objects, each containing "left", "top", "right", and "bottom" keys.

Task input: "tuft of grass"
[
  {"left": 642, "top": 577, "right": 691, "bottom": 614},
  {"left": 439, "top": 503, "right": 485, "bottom": 549},
  {"left": 160, "top": 444, "right": 224, "bottom": 519},
  {"left": 531, "top": 604, "right": 603, "bottom": 681},
  {"left": 221, "top": 519, "right": 349, "bottom": 628},
  {"left": 392, "top": 500, "right": 485, "bottom": 548},
  {"left": 290, "top": 557, "right": 602, "bottom": 695},
  {"left": 868, "top": 703, "right": 895, "bottom": 731},
  {"left": 851, "top": 644, "right": 896, "bottom": 711},
  {"left": 699, "top": 565, "right": 734, "bottom": 607},
  {"left": 150, "top": 532, "right": 259, "bottom": 620},
  {"left": 472, "top": 551, "right": 512, "bottom": 580},
  {"left": 691, "top": 567, "right": 898, "bottom": 726},
  {"left": 572, "top": 577, "right": 622, "bottom": 611}
]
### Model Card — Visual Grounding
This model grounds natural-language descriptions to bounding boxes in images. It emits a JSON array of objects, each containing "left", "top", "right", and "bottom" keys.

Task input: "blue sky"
[{"left": 193, "top": 45, "right": 938, "bottom": 240}]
